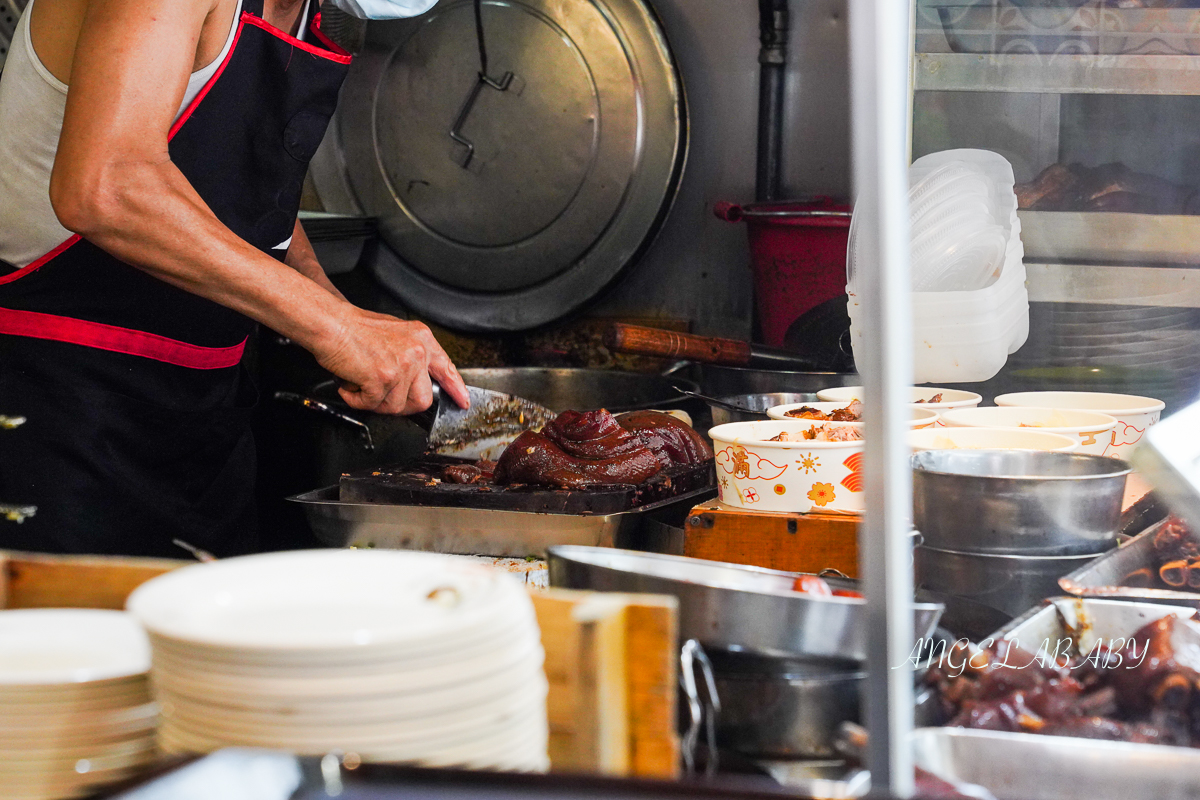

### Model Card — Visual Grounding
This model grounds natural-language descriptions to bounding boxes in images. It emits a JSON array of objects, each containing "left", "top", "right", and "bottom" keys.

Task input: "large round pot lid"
[{"left": 333, "top": 0, "right": 685, "bottom": 331}]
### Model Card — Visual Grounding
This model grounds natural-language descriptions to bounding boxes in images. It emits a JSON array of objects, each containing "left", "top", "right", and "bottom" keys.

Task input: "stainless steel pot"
[
  {"left": 915, "top": 545, "right": 1109, "bottom": 619},
  {"left": 707, "top": 651, "right": 862, "bottom": 759},
  {"left": 707, "top": 392, "right": 816, "bottom": 427},
  {"left": 912, "top": 450, "right": 1132, "bottom": 556},
  {"left": 546, "top": 545, "right": 944, "bottom": 661},
  {"left": 697, "top": 364, "right": 858, "bottom": 397}
]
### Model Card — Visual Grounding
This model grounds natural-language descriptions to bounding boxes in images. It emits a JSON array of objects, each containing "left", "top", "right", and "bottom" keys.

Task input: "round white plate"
[
  {"left": 0, "top": 611, "right": 149, "bottom": 685},
  {"left": 149, "top": 628, "right": 541, "bottom": 699},
  {"left": 127, "top": 550, "right": 533, "bottom": 652},
  {"left": 151, "top": 647, "right": 544, "bottom": 719}
]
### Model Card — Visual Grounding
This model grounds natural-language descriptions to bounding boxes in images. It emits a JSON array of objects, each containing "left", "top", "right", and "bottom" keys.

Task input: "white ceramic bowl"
[
  {"left": 709, "top": 421, "right": 866, "bottom": 514},
  {"left": 938, "top": 407, "right": 1118, "bottom": 456},
  {"left": 766, "top": 401, "right": 939, "bottom": 429},
  {"left": 908, "top": 427, "right": 1079, "bottom": 453},
  {"left": 816, "top": 386, "right": 982, "bottom": 421},
  {"left": 993, "top": 391, "right": 1164, "bottom": 458}
]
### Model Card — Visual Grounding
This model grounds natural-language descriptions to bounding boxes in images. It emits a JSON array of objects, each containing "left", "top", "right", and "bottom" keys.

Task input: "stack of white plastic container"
[{"left": 847, "top": 149, "right": 1029, "bottom": 383}]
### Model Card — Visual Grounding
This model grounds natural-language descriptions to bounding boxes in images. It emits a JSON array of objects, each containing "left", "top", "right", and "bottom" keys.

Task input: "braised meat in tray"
[{"left": 339, "top": 409, "right": 714, "bottom": 514}]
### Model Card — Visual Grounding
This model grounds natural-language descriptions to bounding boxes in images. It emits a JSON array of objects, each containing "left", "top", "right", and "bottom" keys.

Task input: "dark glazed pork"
[
  {"left": 615, "top": 410, "right": 713, "bottom": 467},
  {"left": 493, "top": 429, "right": 663, "bottom": 489},
  {"left": 493, "top": 409, "right": 712, "bottom": 490}
]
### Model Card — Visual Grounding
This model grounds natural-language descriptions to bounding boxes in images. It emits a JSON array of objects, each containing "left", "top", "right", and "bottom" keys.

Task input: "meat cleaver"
[{"left": 422, "top": 383, "right": 556, "bottom": 462}]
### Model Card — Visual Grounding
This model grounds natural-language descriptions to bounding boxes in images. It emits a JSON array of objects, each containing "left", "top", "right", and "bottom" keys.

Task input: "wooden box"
[
  {"left": 0, "top": 550, "right": 679, "bottom": 780},
  {"left": 682, "top": 501, "right": 860, "bottom": 577}
]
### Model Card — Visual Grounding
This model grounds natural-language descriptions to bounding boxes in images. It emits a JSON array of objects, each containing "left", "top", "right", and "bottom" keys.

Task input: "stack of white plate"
[
  {"left": 0, "top": 609, "right": 157, "bottom": 800},
  {"left": 126, "top": 549, "right": 548, "bottom": 772}
]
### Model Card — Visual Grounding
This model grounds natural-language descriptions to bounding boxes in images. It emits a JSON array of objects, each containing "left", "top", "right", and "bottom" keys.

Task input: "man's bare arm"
[
  {"left": 284, "top": 219, "right": 346, "bottom": 302},
  {"left": 46, "top": 0, "right": 466, "bottom": 413}
]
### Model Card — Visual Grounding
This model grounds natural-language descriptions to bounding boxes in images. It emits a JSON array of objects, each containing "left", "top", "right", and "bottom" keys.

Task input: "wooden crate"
[
  {"left": 682, "top": 500, "right": 860, "bottom": 577},
  {"left": 0, "top": 550, "right": 679, "bottom": 780}
]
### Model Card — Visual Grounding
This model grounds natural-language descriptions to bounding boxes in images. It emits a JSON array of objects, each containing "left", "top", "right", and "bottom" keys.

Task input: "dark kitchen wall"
[{"left": 589, "top": 0, "right": 851, "bottom": 339}]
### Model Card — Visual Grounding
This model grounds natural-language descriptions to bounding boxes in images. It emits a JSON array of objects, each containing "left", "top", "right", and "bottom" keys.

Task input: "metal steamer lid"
[{"left": 334, "top": 0, "right": 685, "bottom": 331}]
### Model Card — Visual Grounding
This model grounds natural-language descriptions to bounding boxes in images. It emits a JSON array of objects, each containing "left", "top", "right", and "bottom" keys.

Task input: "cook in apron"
[{"left": 0, "top": 1, "right": 350, "bottom": 557}]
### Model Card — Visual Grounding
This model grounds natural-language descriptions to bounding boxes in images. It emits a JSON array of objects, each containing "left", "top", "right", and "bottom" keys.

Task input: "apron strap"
[{"left": 242, "top": 0, "right": 266, "bottom": 18}]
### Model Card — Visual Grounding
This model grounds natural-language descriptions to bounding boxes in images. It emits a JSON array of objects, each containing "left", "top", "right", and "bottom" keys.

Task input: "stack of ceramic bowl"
[
  {"left": 0, "top": 609, "right": 157, "bottom": 800},
  {"left": 938, "top": 406, "right": 1117, "bottom": 455},
  {"left": 994, "top": 391, "right": 1165, "bottom": 459},
  {"left": 126, "top": 550, "right": 548, "bottom": 772},
  {"left": 912, "top": 449, "right": 1131, "bottom": 617}
]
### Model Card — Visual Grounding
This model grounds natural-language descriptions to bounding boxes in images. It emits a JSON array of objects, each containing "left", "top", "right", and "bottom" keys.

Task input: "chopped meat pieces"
[
  {"left": 930, "top": 616, "right": 1200, "bottom": 748},
  {"left": 915, "top": 393, "right": 944, "bottom": 404},
  {"left": 784, "top": 399, "right": 863, "bottom": 422},
  {"left": 1122, "top": 516, "right": 1200, "bottom": 591},
  {"left": 767, "top": 425, "right": 862, "bottom": 443}
]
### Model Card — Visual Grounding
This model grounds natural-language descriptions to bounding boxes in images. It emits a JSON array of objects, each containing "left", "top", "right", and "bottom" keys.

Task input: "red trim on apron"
[
  {"left": 169, "top": 19, "right": 247, "bottom": 140},
  {"left": 242, "top": 13, "right": 352, "bottom": 64},
  {"left": 0, "top": 235, "right": 82, "bottom": 285},
  {"left": 0, "top": 309, "right": 246, "bottom": 369},
  {"left": 0, "top": 18, "right": 251, "bottom": 367},
  {"left": 308, "top": 13, "right": 352, "bottom": 60}
]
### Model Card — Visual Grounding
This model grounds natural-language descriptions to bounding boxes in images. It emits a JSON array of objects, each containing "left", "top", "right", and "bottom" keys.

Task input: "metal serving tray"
[
  {"left": 912, "top": 728, "right": 1200, "bottom": 800},
  {"left": 990, "top": 596, "right": 1197, "bottom": 656},
  {"left": 914, "top": 599, "right": 1200, "bottom": 799},
  {"left": 289, "top": 485, "right": 715, "bottom": 558},
  {"left": 1059, "top": 519, "right": 1200, "bottom": 610}
]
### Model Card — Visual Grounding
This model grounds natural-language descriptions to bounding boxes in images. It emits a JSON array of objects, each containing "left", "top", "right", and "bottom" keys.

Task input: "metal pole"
[
  {"left": 848, "top": 0, "right": 915, "bottom": 795},
  {"left": 755, "top": 0, "right": 789, "bottom": 201}
]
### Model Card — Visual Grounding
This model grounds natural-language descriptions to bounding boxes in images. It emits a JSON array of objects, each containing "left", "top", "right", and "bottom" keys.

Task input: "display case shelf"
[
  {"left": 1025, "top": 262, "right": 1200, "bottom": 308},
  {"left": 915, "top": 53, "right": 1200, "bottom": 96},
  {"left": 1018, "top": 211, "right": 1200, "bottom": 266}
]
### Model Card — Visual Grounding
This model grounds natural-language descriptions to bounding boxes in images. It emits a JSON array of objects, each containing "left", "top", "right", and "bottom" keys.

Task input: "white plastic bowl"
[
  {"left": 908, "top": 427, "right": 1079, "bottom": 453},
  {"left": 939, "top": 407, "right": 1118, "bottom": 456},
  {"left": 993, "top": 391, "right": 1164, "bottom": 458},
  {"left": 709, "top": 421, "right": 866, "bottom": 514},
  {"left": 766, "top": 401, "right": 939, "bottom": 429}
]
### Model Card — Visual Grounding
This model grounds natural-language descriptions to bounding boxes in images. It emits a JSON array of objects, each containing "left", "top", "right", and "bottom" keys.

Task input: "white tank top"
[{"left": 0, "top": 0, "right": 244, "bottom": 267}]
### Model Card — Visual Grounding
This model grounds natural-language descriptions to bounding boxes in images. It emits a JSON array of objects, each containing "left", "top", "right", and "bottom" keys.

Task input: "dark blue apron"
[{"left": 0, "top": 0, "right": 350, "bottom": 556}]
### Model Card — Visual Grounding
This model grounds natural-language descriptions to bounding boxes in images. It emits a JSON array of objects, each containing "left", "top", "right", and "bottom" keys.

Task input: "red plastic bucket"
[{"left": 715, "top": 198, "right": 852, "bottom": 348}]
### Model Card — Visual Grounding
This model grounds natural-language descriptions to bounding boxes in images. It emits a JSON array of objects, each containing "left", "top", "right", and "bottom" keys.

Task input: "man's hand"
[{"left": 318, "top": 310, "right": 470, "bottom": 415}]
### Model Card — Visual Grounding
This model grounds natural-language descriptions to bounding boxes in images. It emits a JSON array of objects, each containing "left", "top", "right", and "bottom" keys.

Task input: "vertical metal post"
[
  {"left": 755, "top": 0, "right": 789, "bottom": 201},
  {"left": 848, "top": 0, "right": 915, "bottom": 796}
]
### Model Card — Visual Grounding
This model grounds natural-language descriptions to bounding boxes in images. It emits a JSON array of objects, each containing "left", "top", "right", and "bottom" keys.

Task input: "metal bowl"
[
  {"left": 706, "top": 651, "right": 862, "bottom": 759},
  {"left": 546, "top": 546, "right": 944, "bottom": 661},
  {"left": 912, "top": 450, "right": 1131, "bottom": 556},
  {"left": 709, "top": 393, "right": 816, "bottom": 427},
  {"left": 698, "top": 365, "right": 859, "bottom": 397},
  {"left": 915, "top": 545, "right": 1109, "bottom": 619}
]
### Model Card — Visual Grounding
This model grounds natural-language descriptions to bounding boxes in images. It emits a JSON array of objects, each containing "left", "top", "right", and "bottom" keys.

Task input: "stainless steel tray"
[
  {"left": 1059, "top": 519, "right": 1200, "bottom": 609},
  {"left": 546, "top": 546, "right": 944, "bottom": 661},
  {"left": 912, "top": 727, "right": 1200, "bottom": 800},
  {"left": 990, "top": 596, "right": 1198, "bottom": 657},
  {"left": 290, "top": 485, "right": 714, "bottom": 557}
]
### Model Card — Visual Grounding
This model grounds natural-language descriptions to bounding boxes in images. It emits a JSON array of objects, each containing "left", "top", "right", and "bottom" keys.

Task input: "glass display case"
[{"left": 912, "top": 0, "right": 1200, "bottom": 411}]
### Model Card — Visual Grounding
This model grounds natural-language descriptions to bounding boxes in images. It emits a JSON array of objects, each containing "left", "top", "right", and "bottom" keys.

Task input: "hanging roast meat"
[{"left": 1015, "top": 162, "right": 1199, "bottom": 214}]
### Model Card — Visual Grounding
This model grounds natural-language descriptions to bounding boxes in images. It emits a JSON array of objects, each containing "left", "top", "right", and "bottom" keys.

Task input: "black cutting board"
[{"left": 339, "top": 456, "right": 715, "bottom": 515}]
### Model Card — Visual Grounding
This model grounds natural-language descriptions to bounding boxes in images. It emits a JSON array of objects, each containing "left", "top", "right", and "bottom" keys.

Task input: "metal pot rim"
[
  {"left": 912, "top": 450, "right": 1132, "bottom": 482},
  {"left": 917, "top": 545, "right": 1112, "bottom": 562}
]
